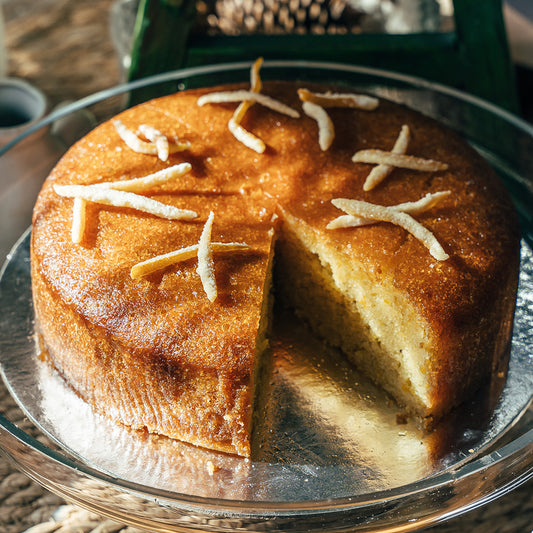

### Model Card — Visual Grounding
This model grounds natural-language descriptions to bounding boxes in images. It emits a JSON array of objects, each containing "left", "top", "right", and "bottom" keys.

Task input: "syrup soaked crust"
[{"left": 31, "top": 81, "right": 521, "bottom": 455}]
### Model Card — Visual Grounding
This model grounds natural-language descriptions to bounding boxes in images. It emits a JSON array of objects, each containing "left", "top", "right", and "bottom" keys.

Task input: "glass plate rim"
[
  {"left": 0, "top": 60, "right": 532, "bottom": 518},
  {"left": 1, "top": 59, "right": 533, "bottom": 158}
]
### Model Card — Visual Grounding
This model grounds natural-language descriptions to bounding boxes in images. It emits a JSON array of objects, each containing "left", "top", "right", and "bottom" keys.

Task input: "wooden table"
[
  {"left": 0, "top": 1, "right": 531, "bottom": 531},
  {"left": 3, "top": 0, "right": 121, "bottom": 118}
]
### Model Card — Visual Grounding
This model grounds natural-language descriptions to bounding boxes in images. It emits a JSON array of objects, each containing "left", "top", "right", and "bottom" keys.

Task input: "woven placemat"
[{"left": 1, "top": 382, "right": 532, "bottom": 533}]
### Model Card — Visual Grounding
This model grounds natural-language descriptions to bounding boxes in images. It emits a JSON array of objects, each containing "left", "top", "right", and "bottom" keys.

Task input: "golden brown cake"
[{"left": 30, "top": 76, "right": 521, "bottom": 457}]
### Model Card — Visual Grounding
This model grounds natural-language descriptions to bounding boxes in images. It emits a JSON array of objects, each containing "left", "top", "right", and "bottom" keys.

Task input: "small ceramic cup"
[{"left": 0, "top": 78, "right": 47, "bottom": 147}]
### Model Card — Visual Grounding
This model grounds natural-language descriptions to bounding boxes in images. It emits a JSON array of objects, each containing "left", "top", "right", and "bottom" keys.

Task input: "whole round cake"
[{"left": 31, "top": 63, "right": 521, "bottom": 457}]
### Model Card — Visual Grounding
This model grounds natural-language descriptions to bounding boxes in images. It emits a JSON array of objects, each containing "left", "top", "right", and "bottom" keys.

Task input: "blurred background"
[{"left": 0, "top": 0, "right": 531, "bottom": 122}]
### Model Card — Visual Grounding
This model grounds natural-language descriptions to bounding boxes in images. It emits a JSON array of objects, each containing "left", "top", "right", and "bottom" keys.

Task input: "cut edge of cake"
[{"left": 275, "top": 209, "right": 437, "bottom": 421}]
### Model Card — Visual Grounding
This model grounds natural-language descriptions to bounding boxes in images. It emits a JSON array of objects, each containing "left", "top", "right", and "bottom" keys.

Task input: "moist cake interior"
[{"left": 275, "top": 214, "right": 433, "bottom": 419}]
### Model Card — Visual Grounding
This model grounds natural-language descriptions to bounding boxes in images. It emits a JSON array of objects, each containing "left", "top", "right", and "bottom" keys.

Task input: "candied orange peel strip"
[
  {"left": 196, "top": 211, "right": 217, "bottom": 302},
  {"left": 113, "top": 119, "right": 190, "bottom": 160},
  {"left": 130, "top": 242, "right": 250, "bottom": 279},
  {"left": 352, "top": 149, "right": 448, "bottom": 172},
  {"left": 137, "top": 124, "right": 170, "bottom": 161},
  {"left": 131, "top": 212, "right": 251, "bottom": 302},
  {"left": 197, "top": 90, "right": 300, "bottom": 118},
  {"left": 298, "top": 88, "right": 380, "bottom": 151},
  {"left": 297, "top": 88, "right": 379, "bottom": 110},
  {"left": 71, "top": 197, "right": 87, "bottom": 244},
  {"left": 97, "top": 163, "right": 192, "bottom": 193},
  {"left": 233, "top": 57, "right": 264, "bottom": 124},
  {"left": 327, "top": 191, "right": 451, "bottom": 229},
  {"left": 228, "top": 58, "right": 267, "bottom": 153},
  {"left": 54, "top": 184, "right": 198, "bottom": 221},
  {"left": 228, "top": 119, "right": 266, "bottom": 153},
  {"left": 56, "top": 164, "right": 196, "bottom": 243},
  {"left": 330, "top": 197, "right": 450, "bottom": 261},
  {"left": 363, "top": 125, "right": 410, "bottom": 191},
  {"left": 301, "top": 100, "right": 334, "bottom": 151}
]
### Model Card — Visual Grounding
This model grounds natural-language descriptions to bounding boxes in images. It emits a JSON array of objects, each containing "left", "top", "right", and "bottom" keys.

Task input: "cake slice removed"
[{"left": 276, "top": 207, "right": 519, "bottom": 424}]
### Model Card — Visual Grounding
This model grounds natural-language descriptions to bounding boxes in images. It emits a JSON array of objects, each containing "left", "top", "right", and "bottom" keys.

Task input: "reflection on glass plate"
[
  {"left": 1, "top": 230, "right": 532, "bottom": 501},
  {"left": 0, "top": 61, "right": 532, "bottom": 532}
]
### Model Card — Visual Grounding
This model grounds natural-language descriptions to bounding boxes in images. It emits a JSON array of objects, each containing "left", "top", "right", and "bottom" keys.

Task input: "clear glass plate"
[{"left": 0, "top": 61, "right": 532, "bottom": 532}]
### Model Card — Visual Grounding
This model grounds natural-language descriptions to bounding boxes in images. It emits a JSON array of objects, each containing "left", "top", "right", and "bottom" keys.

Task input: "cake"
[{"left": 30, "top": 62, "right": 521, "bottom": 457}]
